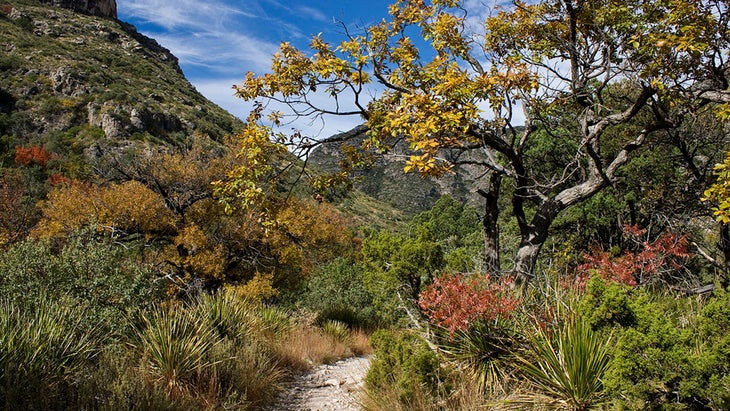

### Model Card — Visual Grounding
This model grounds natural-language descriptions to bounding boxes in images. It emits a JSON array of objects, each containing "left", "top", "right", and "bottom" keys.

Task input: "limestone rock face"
[{"left": 37, "top": 0, "right": 117, "bottom": 18}]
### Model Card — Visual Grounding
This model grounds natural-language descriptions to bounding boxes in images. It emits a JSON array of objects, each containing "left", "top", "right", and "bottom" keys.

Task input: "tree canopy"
[{"left": 229, "top": 0, "right": 730, "bottom": 282}]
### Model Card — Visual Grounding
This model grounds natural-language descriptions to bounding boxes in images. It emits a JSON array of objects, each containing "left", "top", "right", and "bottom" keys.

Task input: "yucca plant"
[
  {"left": 514, "top": 314, "right": 612, "bottom": 410},
  {"left": 321, "top": 319, "right": 351, "bottom": 343},
  {"left": 195, "top": 291, "right": 259, "bottom": 343},
  {"left": 441, "top": 319, "right": 518, "bottom": 396},
  {"left": 132, "top": 306, "right": 220, "bottom": 396},
  {"left": 0, "top": 299, "right": 98, "bottom": 407},
  {"left": 259, "top": 306, "right": 293, "bottom": 339}
]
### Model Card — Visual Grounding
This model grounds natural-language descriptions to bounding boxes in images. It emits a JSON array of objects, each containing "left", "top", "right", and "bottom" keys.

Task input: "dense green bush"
[
  {"left": 366, "top": 330, "right": 442, "bottom": 405},
  {"left": 597, "top": 288, "right": 730, "bottom": 409},
  {"left": 578, "top": 276, "right": 636, "bottom": 330},
  {"left": 0, "top": 233, "right": 164, "bottom": 335},
  {"left": 302, "top": 257, "right": 377, "bottom": 328},
  {"left": 362, "top": 230, "right": 444, "bottom": 324}
]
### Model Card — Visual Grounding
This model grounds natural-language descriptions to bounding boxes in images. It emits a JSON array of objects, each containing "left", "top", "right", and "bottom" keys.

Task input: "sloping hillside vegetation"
[{"left": 2, "top": 0, "right": 730, "bottom": 410}]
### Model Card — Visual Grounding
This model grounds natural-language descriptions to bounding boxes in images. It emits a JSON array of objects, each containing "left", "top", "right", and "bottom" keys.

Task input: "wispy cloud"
[
  {"left": 294, "top": 5, "right": 329, "bottom": 23},
  {"left": 117, "top": 0, "right": 370, "bottom": 135},
  {"left": 118, "top": 0, "right": 285, "bottom": 74}
]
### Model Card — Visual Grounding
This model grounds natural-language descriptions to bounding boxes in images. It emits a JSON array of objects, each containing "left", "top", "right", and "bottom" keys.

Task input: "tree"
[
  {"left": 703, "top": 151, "right": 730, "bottom": 277},
  {"left": 232, "top": 0, "right": 730, "bottom": 283},
  {"left": 361, "top": 229, "right": 444, "bottom": 323},
  {"left": 0, "top": 169, "right": 39, "bottom": 247}
]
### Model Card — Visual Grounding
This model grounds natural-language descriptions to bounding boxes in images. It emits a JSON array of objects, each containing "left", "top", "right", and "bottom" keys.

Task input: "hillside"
[
  {"left": 0, "top": 0, "right": 240, "bottom": 162},
  {"left": 308, "top": 125, "right": 490, "bottom": 216}
]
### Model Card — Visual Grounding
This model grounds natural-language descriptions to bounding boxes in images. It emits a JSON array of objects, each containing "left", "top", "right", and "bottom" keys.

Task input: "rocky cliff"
[
  {"left": 0, "top": 0, "right": 239, "bottom": 158},
  {"left": 37, "top": 0, "right": 116, "bottom": 18}
]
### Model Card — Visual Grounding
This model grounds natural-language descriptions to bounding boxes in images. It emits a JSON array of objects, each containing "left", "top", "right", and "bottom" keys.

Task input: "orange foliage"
[
  {"left": 15, "top": 145, "right": 52, "bottom": 167},
  {"left": 33, "top": 180, "right": 176, "bottom": 239},
  {"left": 575, "top": 225, "right": 690, "bottom": 288},
  {"left": 419, "top": 273, "right": 518, "bottom": 335},
  {"left": 48, "top": 173, "right": 72, "bottom": 186}
]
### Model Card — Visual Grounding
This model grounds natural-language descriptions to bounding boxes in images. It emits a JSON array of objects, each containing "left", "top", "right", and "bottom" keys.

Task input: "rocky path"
[{"left": 272, "top": 356, "right": 371, "bottom": 410}]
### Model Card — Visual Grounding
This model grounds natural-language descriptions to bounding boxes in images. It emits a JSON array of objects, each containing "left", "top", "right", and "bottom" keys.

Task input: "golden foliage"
[
  {"left": 33, "top": 180, "right": 176, "bottom": 239},
  {"left": 269, "top": 198, "right": 353, "bottom": 277},
  {"left": 702, "top": 152, "right": 730, "bottom": 224},
  {"left": 171, "top": 223, "right": 227, "bottom": 281},
  {"left": 225, "top": 272, "right": 279, "bottom": 303}
]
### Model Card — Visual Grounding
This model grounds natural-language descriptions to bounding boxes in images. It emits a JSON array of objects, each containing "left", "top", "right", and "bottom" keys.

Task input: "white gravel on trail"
[{"left": 272, "top": 356, "right": 371, "bottom": 411}]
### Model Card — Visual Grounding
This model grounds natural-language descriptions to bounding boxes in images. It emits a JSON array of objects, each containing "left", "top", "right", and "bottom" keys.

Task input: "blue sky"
[{"left": 117, "top": 0, "right": 397, "bottom": 137}]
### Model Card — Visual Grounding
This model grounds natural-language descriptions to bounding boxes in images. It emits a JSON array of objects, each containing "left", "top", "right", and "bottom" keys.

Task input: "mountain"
[
  {"left": 37, "top": 0, "right": 116, "bottom": 18},
  {"left": 0, "top": 0, "right": 471, "bottom": 223},
  {"left": 308, "top": 126, "right": 490, "bottom": 216},
  {"left": 0, "top": 0, "right": 240, "bottom": 158}
]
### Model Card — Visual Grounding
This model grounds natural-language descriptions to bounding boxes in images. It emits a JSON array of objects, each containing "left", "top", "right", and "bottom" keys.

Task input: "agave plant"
[{"left": 515, "top": 314, "right": 612, "bottom": 410}]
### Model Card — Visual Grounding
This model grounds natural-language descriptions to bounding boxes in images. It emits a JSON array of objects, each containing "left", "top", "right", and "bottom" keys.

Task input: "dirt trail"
[{"left": 272, "top": 356, "right": 371, "bottom": 410}]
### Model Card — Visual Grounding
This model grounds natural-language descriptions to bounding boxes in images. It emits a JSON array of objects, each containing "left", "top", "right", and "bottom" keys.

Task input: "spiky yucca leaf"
[
  {"left": 132, "top": 306, "right": 219, "bottom": 395},
  {"left": 322, "top": 319, "right": 351, "bottom": 343},
  {"left": 0, "top": 299, "right": 98, "bottom": 405},
  {"left": 515, "top": 315, "right": 612, "bottom": 410},
  {"left": 195, "top": 291, "right": 259, "bottom": 343},
  {"left": 440, "top": 320, "right": 517, "bottom": 396}
]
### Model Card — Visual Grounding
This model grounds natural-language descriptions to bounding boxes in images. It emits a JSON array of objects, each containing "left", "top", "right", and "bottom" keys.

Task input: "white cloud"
[
  {"left": 193, "top": 78, "right": 367, "bottom": 139},
  {"left": 117, "top": 0, "right": 297, "bottom": 74},
  {"left": 294, "top": 5, "right": 329, "bottom": 23}
]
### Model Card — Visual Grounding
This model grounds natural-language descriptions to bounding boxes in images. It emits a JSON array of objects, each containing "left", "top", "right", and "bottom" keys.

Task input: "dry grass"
[
  {"left": 275, "top": 325, "right": 352, "bottom": 371},
  {"left": 349, "top": 328, "right": 373, "bottom": 356},
  {"left": 360, "top": 382, "right": 443, "bottom": 411}
]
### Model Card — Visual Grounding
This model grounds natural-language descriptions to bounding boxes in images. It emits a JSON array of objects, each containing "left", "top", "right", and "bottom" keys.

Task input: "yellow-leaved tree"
[
  {"left": 225, "top": 0, "right": 730, "bottom": 282},
  {"left": 704, "top": 152, "right": 730, "bottom": 225},
  {"left": 703, "top": 151, "right": 730, "bottom": 277}
]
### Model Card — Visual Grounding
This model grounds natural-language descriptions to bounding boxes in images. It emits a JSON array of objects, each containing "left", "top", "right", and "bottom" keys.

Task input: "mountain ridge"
[
  {"left": 308, "top": 126, "right": 489, "bottom": 216},
  {"left": 1, "top": 0, "right": 240, "bottom": 161}
]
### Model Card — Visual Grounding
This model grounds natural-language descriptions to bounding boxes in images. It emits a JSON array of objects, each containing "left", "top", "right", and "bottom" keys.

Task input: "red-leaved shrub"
[
  {"left": 15, "top": 145, "right": 52, "bottom": 167},
  {"left": 418, "top": 273, "right": 518, "bottom": 335},
  {"left": 575, "top": 225, "right": 689, "bottom": 288}
]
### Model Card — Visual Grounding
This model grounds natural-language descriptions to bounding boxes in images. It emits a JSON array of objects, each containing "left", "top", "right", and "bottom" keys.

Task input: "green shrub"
[
  {"left": 303, "top": 257, "right": 377, "bottom": 328},
  {"left": 578, "top": 276, "right": 636, "bottom": 330},
  {"left": 0, "top": 233, "right": 164, "bottom": 335},
  {"left": 362, "top": 231, "right": 444, "bottom": 325},
  {"left": 366, "top": 330, "right": 442, "bottom": 405},
  {"left": 602, "top": 290, "right": 730, "bottom": 409}
]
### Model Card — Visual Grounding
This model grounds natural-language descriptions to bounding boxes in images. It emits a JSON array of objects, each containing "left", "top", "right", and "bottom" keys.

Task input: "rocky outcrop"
[
  {"left": 37, "top": 0, "right": 117, "bottom": 19},
  {"left": 0, "top": 1, "right": 240, "bottom": 149}
]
